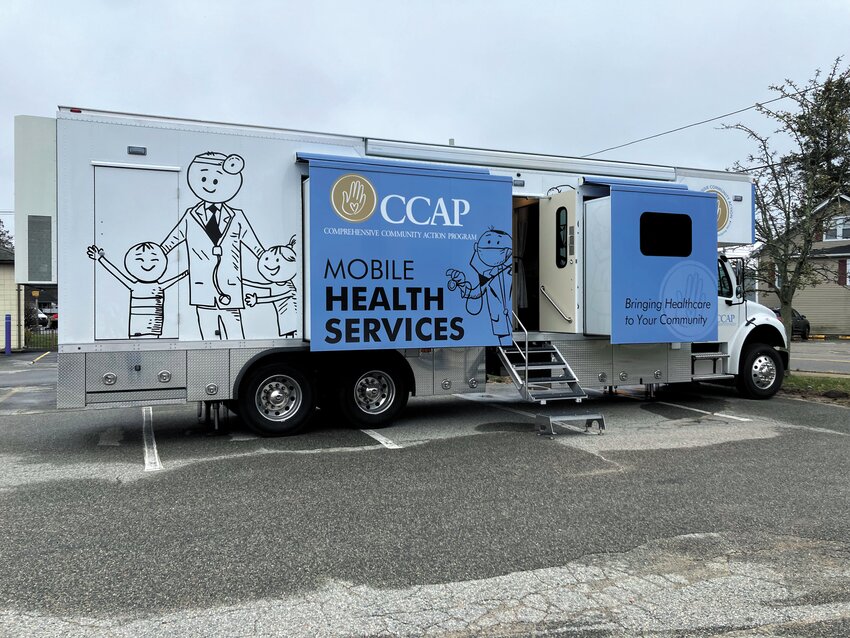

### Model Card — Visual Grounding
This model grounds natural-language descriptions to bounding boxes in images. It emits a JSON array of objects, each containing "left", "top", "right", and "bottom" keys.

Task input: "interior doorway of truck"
[{"left": 512, "top": 197, "right": 539, "bottom": 330}]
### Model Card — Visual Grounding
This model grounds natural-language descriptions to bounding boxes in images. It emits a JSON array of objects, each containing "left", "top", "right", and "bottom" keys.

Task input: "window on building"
[{"left": 824, "top": 216, "right": 850, "bottom": 240}]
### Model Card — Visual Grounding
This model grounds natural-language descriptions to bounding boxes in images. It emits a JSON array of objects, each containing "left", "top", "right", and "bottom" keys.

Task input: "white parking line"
[
  {"left": 142, "top": 406, "right": 163, "bottom": 471},
  {"left": 361, "top": 429, "right": 403, "bottom": 449},
  {"left": 228, "top": 433, "right": 260, "bottom": 442},
  {"left": 0, "top": 388, "right": 21, "bottom": 404},
  {"left": 657, "top": 401, "right": 752, "bottom": 422}
]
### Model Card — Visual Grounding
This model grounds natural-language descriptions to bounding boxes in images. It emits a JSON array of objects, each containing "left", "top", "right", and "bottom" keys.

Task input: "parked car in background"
[
  {"left": 772, "top": 307, "right": 810, "bottom": 340},
  {"left": 36, "top": 310, "right": 49, "bottom": 327}
]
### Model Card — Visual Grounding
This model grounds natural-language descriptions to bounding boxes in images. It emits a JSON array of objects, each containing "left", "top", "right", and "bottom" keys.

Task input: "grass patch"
[{"left": 780, "top": 372, "right": 850, "bottom": 406}]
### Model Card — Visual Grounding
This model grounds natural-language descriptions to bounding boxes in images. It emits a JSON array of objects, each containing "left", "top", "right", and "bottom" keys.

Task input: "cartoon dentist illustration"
[
  {"left": 446, "top": 228, "right": 513, "bottom": 346},
  {"left": 161, "top": 152, "right": 264, "bottom": 340},
  {"left": 86, "top": 241, "right": 188, "bottom": 339}
]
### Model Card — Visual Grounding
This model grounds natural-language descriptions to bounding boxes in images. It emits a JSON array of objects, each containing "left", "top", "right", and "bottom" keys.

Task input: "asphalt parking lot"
[{"left": 1, "top": 347, "right": 849, "bottom": 637}]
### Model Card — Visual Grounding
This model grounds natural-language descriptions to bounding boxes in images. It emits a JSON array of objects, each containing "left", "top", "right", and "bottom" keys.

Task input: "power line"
[{"left": 580, "top": 87, "right": 814, "bottom": 159}]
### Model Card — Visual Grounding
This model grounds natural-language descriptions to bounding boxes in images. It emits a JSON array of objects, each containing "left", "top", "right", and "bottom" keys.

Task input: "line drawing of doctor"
[
  {"left": 161, "top": 152, "right": 264, "bottom": 340},
  {"left": 446, "top": 228, "right": 513, "bottom": 346}
]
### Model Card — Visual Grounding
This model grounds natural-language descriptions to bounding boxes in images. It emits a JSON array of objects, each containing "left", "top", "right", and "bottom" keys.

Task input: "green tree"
[{"left": 727, "top": 59, "right": 850, "bottom": 352}]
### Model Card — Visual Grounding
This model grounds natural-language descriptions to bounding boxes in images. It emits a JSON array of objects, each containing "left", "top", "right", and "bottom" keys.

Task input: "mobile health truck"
[{"left": 14, "top": 108, "right": 788, "bottom": 435}]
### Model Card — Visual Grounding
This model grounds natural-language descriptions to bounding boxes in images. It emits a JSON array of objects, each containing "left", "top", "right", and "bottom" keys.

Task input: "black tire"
[
  {"left": 238, "top": 362, "right": 314, "bottom": 436},
  {"left": 338, "top": 362, "right": 409, "bottom": 429},
  {"left": 223, "top": 399, "right": 240, "bottom": 415},
  {"left": 736, "top": 343, "right": 784, "bottom": 399},
  {"left": 801, "top": 328, "right": 809, "bottom": 341}
]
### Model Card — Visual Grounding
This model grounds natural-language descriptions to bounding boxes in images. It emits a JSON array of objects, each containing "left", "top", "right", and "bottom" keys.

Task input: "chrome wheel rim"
[
  {"left": 255, "top": 374, "right": 302, "bottom": 421},
  {"left": 353, "top": 371, "right": 395, "bottom": 415},
  {"left": 750, "top": 354, "right": 777, "bottom": 390}
]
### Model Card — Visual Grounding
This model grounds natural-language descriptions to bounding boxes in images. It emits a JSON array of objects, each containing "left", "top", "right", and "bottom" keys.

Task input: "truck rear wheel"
[
  {"left": 239, "top": 362, "right": 314, "bottom": 436},
  {"left": 736, "top": 343, "right": 784, "bottom": 399},
  {"left": 338, "top": 362, "right": 408, "bottom": 429}
]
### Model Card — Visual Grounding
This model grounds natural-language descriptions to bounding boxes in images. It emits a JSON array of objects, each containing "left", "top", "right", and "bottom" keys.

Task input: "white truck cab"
[{"left": 714, "top": 255, "right": 788, "bottom": 397}]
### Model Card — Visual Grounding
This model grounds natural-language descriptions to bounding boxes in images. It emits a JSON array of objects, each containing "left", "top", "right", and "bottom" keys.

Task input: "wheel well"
[
  {"left": 741, "top": 325, "right": 788, "bottom": 371},
  {"left": 232, "top": 349, "right": 416, "bottom": 400},
  {"left": 327, "top": 350, "right": 416, "bottom": 396},
  {"left": 231, "top": 349, "right": 311, "bottom": 399}
]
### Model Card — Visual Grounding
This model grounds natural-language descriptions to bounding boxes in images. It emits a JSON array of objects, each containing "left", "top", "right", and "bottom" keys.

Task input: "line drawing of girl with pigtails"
[{"left": 243, "top": 235, "right": 299, "bottom": 338}]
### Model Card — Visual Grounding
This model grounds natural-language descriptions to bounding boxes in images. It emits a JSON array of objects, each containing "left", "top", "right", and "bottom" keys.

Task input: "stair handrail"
[
  {"left": 540, "top": 285, "right": 573, "bottom": 324},
  {"left": 512, "top": 310, "right": 530, "bottom": 393}
]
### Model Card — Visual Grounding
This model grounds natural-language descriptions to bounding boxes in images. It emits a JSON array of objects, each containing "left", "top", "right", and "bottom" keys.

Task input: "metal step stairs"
[
  {"left": 691, "top": 350, "right": 735, "bottom": 381},
  {"left": 497, "top": 340, "right": 586, "bottom": 404}
]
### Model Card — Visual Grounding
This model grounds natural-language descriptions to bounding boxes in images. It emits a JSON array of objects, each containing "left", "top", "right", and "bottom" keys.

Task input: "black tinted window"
[
  {"left": 717, "top": 260, "right": 733, "bottom": 297},
  {"left": 640, "top": 212, "right": 692, "bottom": 257},
  {"left": 556, "top": 207, "right": 570, "bottom": 268}
]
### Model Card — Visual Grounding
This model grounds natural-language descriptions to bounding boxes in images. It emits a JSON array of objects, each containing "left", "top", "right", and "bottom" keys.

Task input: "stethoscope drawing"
[
  {"left": 206, "top": 209, "right": 235, "bottom": 306},
  {"left": 211, "top": 245, "right": 231, "bottom": 306}
]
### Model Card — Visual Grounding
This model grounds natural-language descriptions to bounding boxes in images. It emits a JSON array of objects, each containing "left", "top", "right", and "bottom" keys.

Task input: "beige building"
[
  {"left": 0, "top": 246, "right": 26, "bottom": 350},
  {"left": 759, "top": 195, "right": 850, "bottom": 335}
]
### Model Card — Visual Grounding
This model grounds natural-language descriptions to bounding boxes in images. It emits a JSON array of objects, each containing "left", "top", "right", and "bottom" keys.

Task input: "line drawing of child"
[
  {"left": 446, "top": 228, "right": 513, "bottom": 346},
  {"left": 87, "top": 242, "right": 188, "bottom": 339},
  {"left": 243, "top": 235, "right": 299, "bottom": 338}
]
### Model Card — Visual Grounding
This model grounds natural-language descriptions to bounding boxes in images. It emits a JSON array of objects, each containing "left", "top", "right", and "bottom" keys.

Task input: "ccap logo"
[
  {"left": 705, "top": 187, "right": 731, "bottom": 232},
  {"left": 330, "top": 174, "right": 377, "bottom": 223}
]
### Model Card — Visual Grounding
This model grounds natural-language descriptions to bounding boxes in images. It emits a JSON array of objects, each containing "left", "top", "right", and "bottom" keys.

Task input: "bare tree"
[
  {"left": 0, "top": 219, "right": 12, "bottom": 252},
  {"left": 726, "top": 59, "right": 850, "bottom": 349}
]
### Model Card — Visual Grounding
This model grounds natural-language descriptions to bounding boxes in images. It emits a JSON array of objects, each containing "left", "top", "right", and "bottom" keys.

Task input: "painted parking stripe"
[
  {"left": 0, "top": 388, "right": 21, "bottom": 404},
  {"left": 656, "top": 401, "right": 752, "bottom": 422},
  {"left": 30, "top": 351, "right": 51, "bottom": 364},
  {"left": 228, "top": 433, "right": 260, "bottom": 442},
  {"left": 142, "top": 406, "right": 163, "bottom": 471},
  {"left": 361, "top": 429, "right": 403, "bottom": 449}
]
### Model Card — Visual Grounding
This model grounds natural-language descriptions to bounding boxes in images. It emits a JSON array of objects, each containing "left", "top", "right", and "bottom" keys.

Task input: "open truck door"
[{"left": 537, "top": 190, "right": 579, "bottom": 333}]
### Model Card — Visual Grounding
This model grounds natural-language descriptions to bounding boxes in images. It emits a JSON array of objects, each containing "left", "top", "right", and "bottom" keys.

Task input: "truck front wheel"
[
  {"left": 338, "top": 363, "right": 409, "bottom": 429},
  {"left": 736, "top": 344, "right": 784, "bottom": 399},
  {"left": 239, "top": 362, "right": 314, "bottom": 436}
]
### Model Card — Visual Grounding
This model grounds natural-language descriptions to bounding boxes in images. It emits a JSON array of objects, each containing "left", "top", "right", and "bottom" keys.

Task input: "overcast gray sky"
[{"left": 2, "top": 0, "right": 849, "bottom": 233}]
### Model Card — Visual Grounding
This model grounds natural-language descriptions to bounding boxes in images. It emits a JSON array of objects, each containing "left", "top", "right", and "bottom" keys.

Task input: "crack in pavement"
[{"left": 2, "top": 531, "right": 849, "bottom": 637}]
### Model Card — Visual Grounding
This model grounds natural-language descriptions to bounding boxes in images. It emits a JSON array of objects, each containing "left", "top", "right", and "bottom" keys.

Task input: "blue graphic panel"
[
  {"left": 305, "top": 155, "right": 513, "bottom": 351},
  {"left": 610, "top": 186, "right": 718, "bottom": 344}
]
